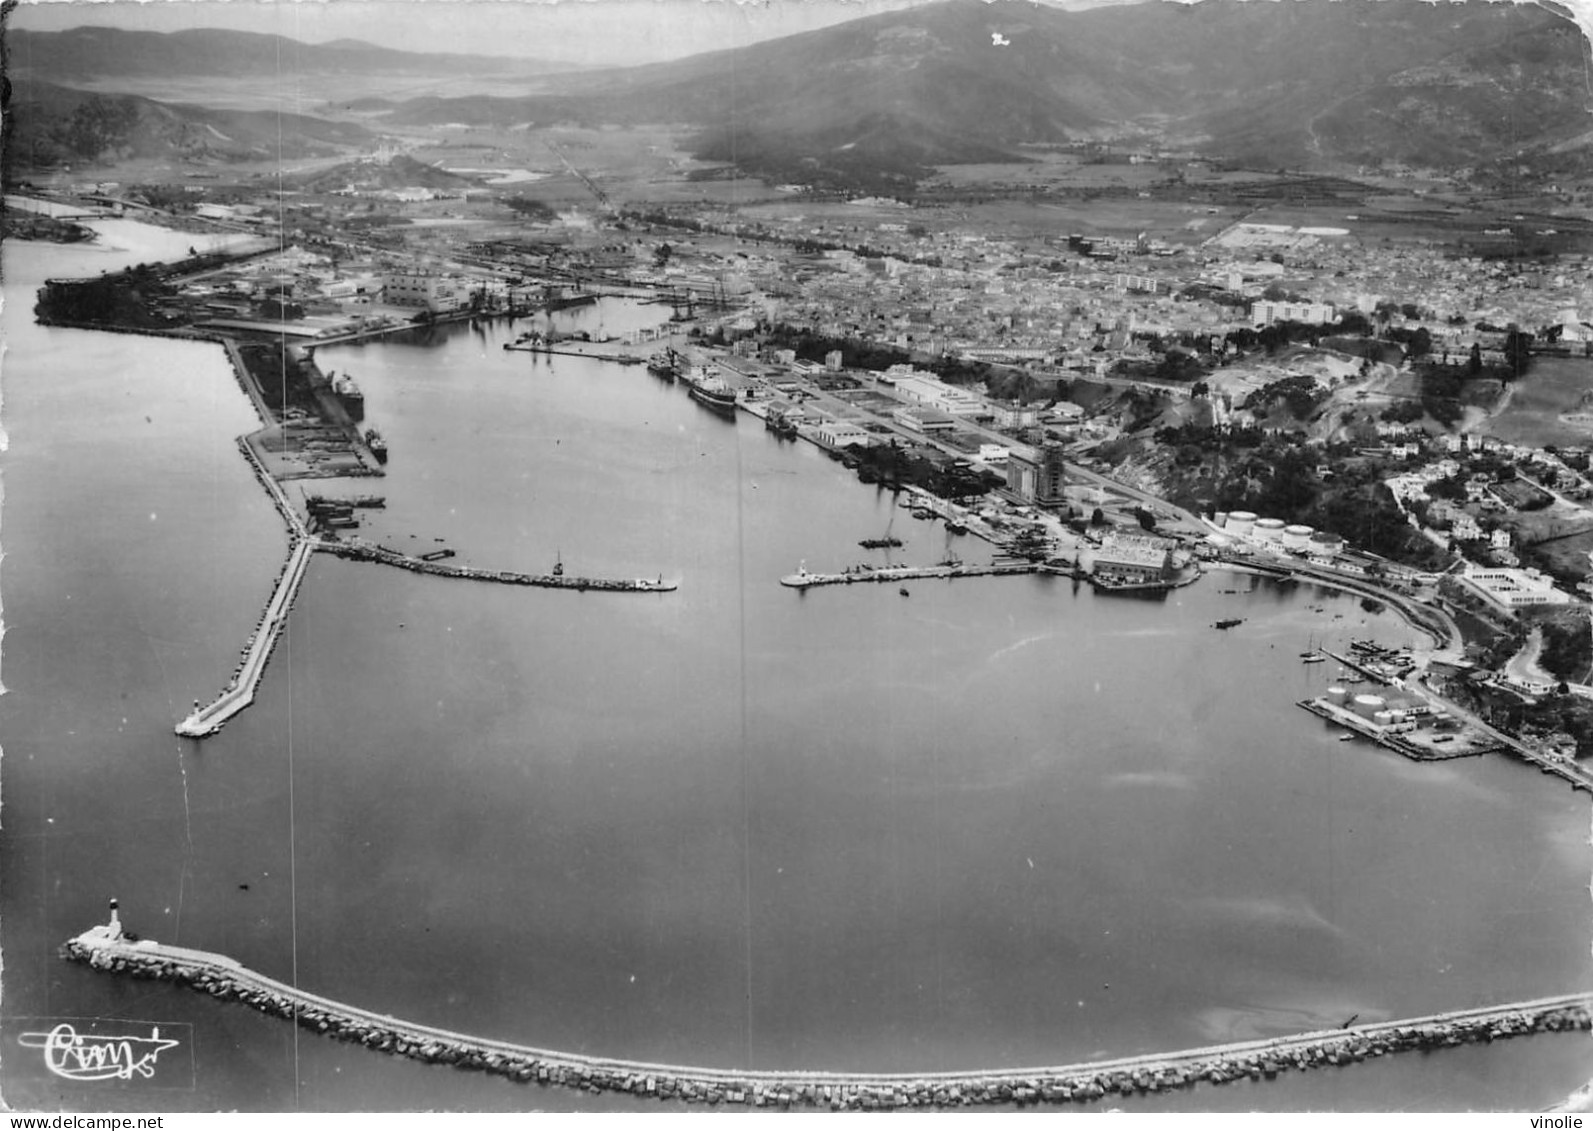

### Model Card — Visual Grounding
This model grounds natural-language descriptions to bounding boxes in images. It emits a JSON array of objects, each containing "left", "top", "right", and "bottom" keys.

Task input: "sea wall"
[
  {"left": 320, "top": 539, "right": 675, "bottom": 592},
  {"left": 175, "top": 536, "right": 313, "bottom": 738},
  {"left": 62, "top": 930, "right": 1592, "bottom": 1110}
]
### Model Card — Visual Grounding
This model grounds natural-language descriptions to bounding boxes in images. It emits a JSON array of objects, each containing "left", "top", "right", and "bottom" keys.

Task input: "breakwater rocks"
[
  {"left": 176, "top": 536, "right": 314, "bottom": 738},
  {"left": 321, "top": 538, "right": 676, "bottom": 592},
  {"left": 236, "top": 436, "right": 307, "bottom": 538},
  {"left": 781, "top": 562, "right": 1042, "bottom": 590},
  {"left": 31, "top": 316, "right": 222, "bottom": 343},
  {"left": 62, "top": 926, "right": 1592, "bottom": 1109}
]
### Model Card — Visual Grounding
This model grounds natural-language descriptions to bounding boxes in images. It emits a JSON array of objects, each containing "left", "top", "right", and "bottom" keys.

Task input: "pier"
[
  {"left": 781, "top": 561, "right": 1043, "bottom": 590},
  {"left": 62, "top": 916, "right": 1593, "bottom": 1109},
  {"left": 1296, "top": 698, "right": 1491, "bottom": 762},
  {"left": 320, "top": 538, "right": 676, "bottom": 592},
  {"left": 1320, "top": 647, "right": 1410, "bottom": 688},
  {"left": 503, "top": 342, "right": 645, "bottom": 365},
  {"left": 175, "top": 536, "right": 673, "bottom": 737},
  {"left": 176, "top": 536, "right": 314, "bottom": 739}
]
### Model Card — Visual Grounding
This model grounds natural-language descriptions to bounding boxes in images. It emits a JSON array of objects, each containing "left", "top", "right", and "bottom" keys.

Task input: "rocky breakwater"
[
  {"left": 321, "top": 538, "right": 677, "bottom": 593},
  {"left": 236, "top": 435, "right": 307, "bottom": 538},
  {"left": 62, "top": 922, "right": 1593, "bottom": 1109},
  {"left": 175, "top": 535, "right": 313, "bottom": 739}
]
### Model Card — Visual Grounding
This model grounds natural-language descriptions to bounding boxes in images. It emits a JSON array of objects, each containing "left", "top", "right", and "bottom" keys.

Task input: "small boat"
[
  {"left": 1214, "top": 618, "right": 1243, "bottom": 630},
  {"left": 899, "top": 587, "right": 911, "bottom": 597},
  {"left": 647, "top": 350, "right": 677, "bottom": 381},
  {"left": 1339, "top": 733, "right": 1357, "bottom": 742},
  {"left": 1302, "top": 654, "right": 1326, "bottom": 664}
]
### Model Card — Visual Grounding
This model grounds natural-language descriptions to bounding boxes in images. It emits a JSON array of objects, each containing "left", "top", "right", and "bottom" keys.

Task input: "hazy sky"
[{"left": 8, "top": 0, "right": 961, "bottom": 64}]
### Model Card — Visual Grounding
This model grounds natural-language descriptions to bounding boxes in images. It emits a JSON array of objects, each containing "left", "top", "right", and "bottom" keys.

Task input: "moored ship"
[
  {"left": 680, "top": 361, "right": 738, "bottom": 414},
  {"left": 764, "top": 405, "right": 800, "bottom": 438},
  {"left": 647, "top": 350, "right": 678, "bottom": 381},
  {"left": 688, "top": 377, "right": 738, "bottom": 413},
  {"left": 330, "top": 371, "right": 364, "bottom": 421},
  {"left": 364, "top": 427, "right": 388, "bottom": 462}
]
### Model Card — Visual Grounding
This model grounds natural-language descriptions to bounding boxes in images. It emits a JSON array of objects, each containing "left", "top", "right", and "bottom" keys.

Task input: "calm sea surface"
[{"left": 3, "top": 221, "right": 1590, "bottom": 1111}]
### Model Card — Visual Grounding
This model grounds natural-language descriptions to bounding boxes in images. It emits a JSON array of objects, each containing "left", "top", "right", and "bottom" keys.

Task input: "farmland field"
[{"left": 1482, "top": 357, "right": 1593, "bottom": 448}]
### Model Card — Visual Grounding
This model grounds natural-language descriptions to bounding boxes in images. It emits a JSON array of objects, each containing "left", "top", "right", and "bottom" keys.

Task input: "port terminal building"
[{"left": 1092, "top": 532, "right": 1176, "bottom": 585}]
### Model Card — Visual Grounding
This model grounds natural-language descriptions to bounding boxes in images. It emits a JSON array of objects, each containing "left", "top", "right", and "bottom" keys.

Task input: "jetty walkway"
[
  {"left": 781, "top": 561, "right": 1043, "bottom": 590},
  {"left": 503, "top": 342, "right": 645, "bottom": 365},
  {"left": 63, "top": 919, "right": 1591, "bottom": 1108},
  {"left": 321, "top": 538, "right": 676, "bottom": 592},
  {"left": 176, "top": 535, "right": 314, "bottom": 739},
  {"left": 175, "top": 535, "right": 674, "bottom": 738}
]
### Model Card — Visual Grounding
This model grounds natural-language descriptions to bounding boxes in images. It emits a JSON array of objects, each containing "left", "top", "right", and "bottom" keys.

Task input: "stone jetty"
[
  {"left": 321, "top": 538, "right": 677, "bottom": 592},
  {"left": 63, "top": 917, "right": 1593, "bottom": 1109},
  {"left": 175, "top": 536, "right": 313, "bottom": 738}
]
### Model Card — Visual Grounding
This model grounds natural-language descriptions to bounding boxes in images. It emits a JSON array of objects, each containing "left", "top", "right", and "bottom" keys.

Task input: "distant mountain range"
[
  {"left": 8, "top": 2, "right": 1590, "bottom": 185},
  {"left": 6, "top": 79, "right": 376, "bottom": 168},
  {"left": 369, "top": 0, "right": 1591, "bottom": 184},
  {"left": 5, "top": 25, "right": 578, "bottom": 81}
]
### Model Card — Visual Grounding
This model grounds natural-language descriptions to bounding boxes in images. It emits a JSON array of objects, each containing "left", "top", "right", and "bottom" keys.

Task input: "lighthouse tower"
[{"left": 108, "top": 897, "right": 123, "bottom": 939}]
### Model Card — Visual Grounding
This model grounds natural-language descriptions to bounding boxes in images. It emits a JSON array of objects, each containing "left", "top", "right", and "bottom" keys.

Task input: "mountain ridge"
[
  {"left": 5, "top": 25, "right": 581, "bottom": 81},
  {"left": 368, "top": 0, "right": 1592, "bottom": 184},
  {"left": 7, "top": 2, "right": 1589, "bottom": 186}
]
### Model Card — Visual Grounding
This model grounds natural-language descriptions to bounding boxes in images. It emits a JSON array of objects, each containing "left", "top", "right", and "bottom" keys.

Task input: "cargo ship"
[
  {"left": 688, "top": 376, "right": 738, "bottom": 414},
  {"left": 680, "top": 361, "right": 738, "bottom": 415},
  {"left": 364, "top": 427, "right": 388, "bottom": 463},
  {"left": 330, "top": 371, "right": 364, "bottom": 421}
]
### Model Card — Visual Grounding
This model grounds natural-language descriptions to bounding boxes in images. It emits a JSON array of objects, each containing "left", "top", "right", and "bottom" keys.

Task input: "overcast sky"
[{"left": 7, "top": 0, "right": 973, "bottom": 65}]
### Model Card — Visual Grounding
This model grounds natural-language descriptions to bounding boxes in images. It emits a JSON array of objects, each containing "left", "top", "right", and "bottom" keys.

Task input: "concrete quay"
[
  {"left": 780, "top": 561, "right": 1043, "bottom": 589},
  {"left": 62, "top": 920, "right": 1593, "bottom": 1109},
  {"left": 1296, "top": 698, "right": 1488, "bottom": 762},
  {"left": 321, "top": 538, "right": 677, "bottom": 592},
  {"left": 504, "top": 342, "right": 645, "bottom": 365}
]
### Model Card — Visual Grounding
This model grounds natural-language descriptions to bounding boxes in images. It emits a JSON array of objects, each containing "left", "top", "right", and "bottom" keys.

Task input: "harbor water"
[{"left": 2, "top": 222, "right": 1590, "bottom": 1111}]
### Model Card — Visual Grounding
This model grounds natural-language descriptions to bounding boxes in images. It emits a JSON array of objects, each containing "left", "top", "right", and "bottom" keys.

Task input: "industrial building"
[
  {"left": 891, "top": 372, "right": 987, "bottom": 416},
  {"left": 1458, "top": 565, "right": 1571, "bottom": 609},
  {"left": 383, "top": 272, "right": 471, "bottom": 313},
  {"left": 893, "top": 407, "right": 958, "bottom": 434},
  {"left": 812, "top": 421, "right": 873, "bottom": 450},
  {"left": 1091, "top": 532, "right": 1175, "bottom": 586},
  {"left": 1005, "top": 443, "right": 1067, "bottom": 506}
]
